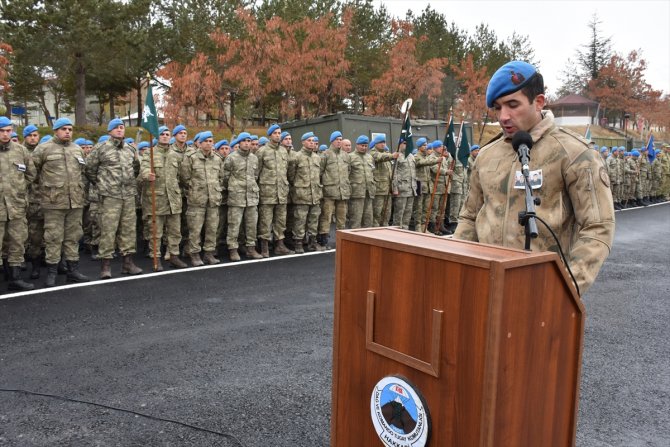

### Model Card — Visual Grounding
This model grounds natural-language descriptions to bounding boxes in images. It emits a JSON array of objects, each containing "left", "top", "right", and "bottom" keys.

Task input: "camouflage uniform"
[
  {"left": 606, "top": 154, "right": 620, "bottom": 207},
  {"left": 448, "top": 158, "right": 466, "bottom": 225},
  {"left": 430, "top": 153, "right": 453, "bottom": 225},
  {"left": 455, "top": 112, "right": 615, "bottom": 295},
  {"left": 372, "top": 149, "right": 395, "bottom": 226},
  {"left": 171, "top": 141, "right": 191, "bottom": 252},
  {"left": 223, "top": 148, "right": 259, "bottom": 250},
  {"left": 412, "top": 151, "right": 440, "bottom": 232},
  {"left": 391, "top": 153, "right": 417, "bottom": 230},
  {"left": 216, "top": 151, "right": 228, "bottom": 247},
  {"left": 318, "top": 145, "right": 351, "bottom": 236},
  {"left": 23, "top": 141, "right": 44, "bottom": 262},
  {"left": 463, "top": 154, "right": 476, "bottom": 199},
  {"left": 141, "top": 143, "right": 184, "bottom": 258},
  {"left": 661, "top": 150, "right": 670, "bottom": 199},
  {"left": 32, "top": 137, "right": 87, "bottom": 266},
  {"left": 0, "top": 141, "right": 36, "bottom": 266},
  {"left": 256, "top": 141, "right": 290, "bottom": 253},
  {"left": 637, "top": 154, "right": 650, "bottom": 201},
  {"left": 348, "top": 150, "right": 376, "bottom": 228},
  {"left": 651, "top": 156, "right": 663, "bottom": 200},
  {"left": 623, "top": 155, "right": 637, "bottom": 206},
  {"left": 288, "top": 146, "right": 322, "bottom": 241},
  {"left": 85, "top": 138, "right": 141, "bottom": 259}
]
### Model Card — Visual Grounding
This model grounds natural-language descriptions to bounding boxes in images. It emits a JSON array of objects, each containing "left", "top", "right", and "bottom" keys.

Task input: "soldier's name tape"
[{"left": 0, "top": 249, "right": 334, "bottom": 301}]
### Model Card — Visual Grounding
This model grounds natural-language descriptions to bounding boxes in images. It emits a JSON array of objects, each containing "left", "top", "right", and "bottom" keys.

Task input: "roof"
[{"left": 549, "top": 94, "right": 599, "bottom": 107}]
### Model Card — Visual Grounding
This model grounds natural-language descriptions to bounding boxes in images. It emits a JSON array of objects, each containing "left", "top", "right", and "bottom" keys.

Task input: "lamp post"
[{"left": 624, "top": 112, "right": 630, "bottom": 149}]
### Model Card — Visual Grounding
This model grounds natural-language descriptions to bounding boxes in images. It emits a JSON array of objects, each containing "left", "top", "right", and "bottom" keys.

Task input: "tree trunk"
[
  {"left": 137, "top": 77, "right": 143, "bottom": 127},
  {"left": 229, "top": 92, "right": 236, "bottom": 134},
  {"left": 36, "top": 91, "right": 52, "bottom": 126},
  {"left": 74, "top": 53, "right": 87, "bottom": 125},
  {"left": 109, "top": 93, "right": 115, "bottom": 120}
]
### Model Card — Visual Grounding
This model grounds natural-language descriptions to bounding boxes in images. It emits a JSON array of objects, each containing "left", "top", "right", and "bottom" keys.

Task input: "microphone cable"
[
  {"left": 0, "top": 387, "right": 246, "bottom": 447},
  {"left": 531, "top": 215, "right": 581, "bottom": 297}
]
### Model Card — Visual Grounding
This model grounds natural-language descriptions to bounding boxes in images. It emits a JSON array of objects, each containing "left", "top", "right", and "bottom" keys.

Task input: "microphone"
[{"left": 512, "top": 131, "right": 533, "bottom": 174}]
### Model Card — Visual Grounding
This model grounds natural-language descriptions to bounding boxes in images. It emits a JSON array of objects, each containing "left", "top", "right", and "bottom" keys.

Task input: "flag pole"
[
  {"left": 478, "top": 110, "right": 489, "bottom": 144},
  {"left": 437, "top": 115, "right": 465, "bottom": 232},
  {"left": 146, "top": 74, "right": 158, "bottom": 272},
  {"left": 423, "top": 108, "right": 452, "bottom": 233},
  {"left": 381, "top": 98, "right": 412, "bottom": 225}
]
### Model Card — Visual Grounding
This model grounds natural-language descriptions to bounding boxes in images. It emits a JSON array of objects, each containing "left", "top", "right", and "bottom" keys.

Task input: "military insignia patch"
[
  {"left": 510, "top": 70, "right": 526, "bottom": 85},
  {"left": 599, "top": 167, "right": 610, "bottom": 187}
]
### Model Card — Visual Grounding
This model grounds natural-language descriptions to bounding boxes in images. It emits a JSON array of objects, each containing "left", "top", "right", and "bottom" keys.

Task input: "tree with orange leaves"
[
  {"left": 365, "top": 20, "right": 448, "bottom": 116},
  {"left": 0, "top": 42, "right": 12, "bottom": 116},
  {"left": 452, "top": 53, "right": 488, "bottom": 124}
]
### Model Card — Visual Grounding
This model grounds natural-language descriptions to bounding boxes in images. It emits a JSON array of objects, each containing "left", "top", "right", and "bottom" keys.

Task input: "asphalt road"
[{"left": 0, "top": 203, "right": 668, "bottom": 446}]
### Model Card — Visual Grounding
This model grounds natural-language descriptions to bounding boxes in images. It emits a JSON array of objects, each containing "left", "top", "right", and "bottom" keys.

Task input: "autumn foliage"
[
  {"left": 452, "top": 54, "right": 488, "bottom": 123},
  {"left": 0, "top": 42, "right": 12, "bottom": 95}
]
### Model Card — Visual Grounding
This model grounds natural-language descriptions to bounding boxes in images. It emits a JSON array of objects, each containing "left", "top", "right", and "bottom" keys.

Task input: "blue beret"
[
  {"left": 39, "top": 135, "right": 52, "bottom": 144},
  {"left": 172, "top": 124, "right": 186, "bottom": 136},
  {"left": 53, "top": 117, "right": 73, "bottom": 130},
  {"left": 74, "top": 138, "right": 86, "bottom": 146},
  {"left": 259, "top": 136, "right": 269, "bottom": 146},
  {"left": 98, "top": 135, "right": 110, "bottom": 144},
  {"left": 106, "top": 118, "right": 124, "bottom": 132},
  {"left": 85, "top": 140, "right": 93, "bottom": 146},
  {"left": 470, "top": 145, "right": 480, "bottom": 152},
  {"left": 619, "top": 146, "right": 625, "bottom": 151},
  {"left": 631, "top": 150, "right": 640, "bottom": 157},
  {"left": 237, "top": 132, "right": 252, "bottom": 141},
  {"left": 486, "top": 61, "right": 538, "bottom": 108},
  {"left": 330, "top": 131, "right": 342, "bottom": 143},
  {"left": 356, "top": 135, "right": 369, "bottom": 145},
  {"left": 214, "top": 140, "right": 227, "bottom": 150},
  {"left": 416, "top": 137, "right": 427, "bottom": 148},
  {"left": 250, "top": 134, "right": 259, "bottom": 141},
  {"left": 193, "top": 132, "right": 202, "bottom": 143},
  {"left": 152, "top": 138, "right": 157, "bottom": 145},
  {"left": 313, "top": 136, "right": 319, "bottom": 143},
  {"left": 655, "top": 149, "right": 661, "bottom": 155},
  {"left": 641, "top": 146, "right": 648, "bottom": 151},
  {"left": 0, "top": 116, "right": 11, "bottom": 128},
  {"left": 11, "top": 131, "right": 17, "bottom": 138},
  {"left": 23, "top": 124, "right": 38, "bottom": 137},
  {"left": 221, "top": 139, "right": 229, "bottom": 146},
  {"left": 199, "top": 131, "right": 214, "bottom": 141},
  {"left": 280, "top": 131, "right": 290, "bottom": 142},
  {"left": 170, "top": 137, "right": 176, "bottom": 144},
  {"left": 138, "top": 142, "right": 150, "bottom": 151},
  {"left": 368, "top": 134, "right": 386, "bottom": 149},
  {"left": 125, "top": 138, "right": 134, "bottom": 144},
  {"left": 185, "top": 139, "right": 193, "bottom": 146},
  {"left": 158, "top": 125, "right": 169, "bottom": 134},
  {"left": 411, "top": 148, "right": 418, "bottom": 155},
  {"left": 433, "top": 139, "right": 443, "bottom": 147},
  {"left": 301, "top": 131, "right": 315, "bottom": 141},
  {"left": 267, "top": 124, "right": 281, "bottom": 136},
  {"left": 319, "top": 144, "right": 328, "bottom": 151},
  {"left": 600, "top": 147, "right": 608, "bottom": 153}
]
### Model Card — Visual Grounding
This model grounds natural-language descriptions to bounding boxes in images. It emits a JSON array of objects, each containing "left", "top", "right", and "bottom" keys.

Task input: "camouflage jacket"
[
  {"left": 414, "top": 151, "right": 440, "bottom": 193},
  {"left": 288, "top": 147, "right": 322, "bottom": 205},
  {"left": 180, "top": 148, "right": 224, "bottom": 208},
  {"left": 32, "top": 138, "right": 87, "bottom": 210},
  {"left": 449, "top": 158, "right": 466, "bottom": 194},
  {"left": 638, "top": 156, "right": 650, "bottom": 180},
  {"left": 372, "top": 149, "right": 394, "bottom": 196},
  {"left": 140, "top": 143, "right": 183, "bottom": 215},
  {"left": 85, "top": 138, "right": 140, "bottom": 199},
  {"left": 23, "top": 142, "right": 41, "bottom": 205},
  {"left": 256, "top": 141, "right": 289, "bottom": 205},
  {"left": 392, "top": 153, "right": 417, "bottom": 198},
  {"left": 606, "top": 155, "right": 620, "bottom": 184},
  {"left": 454, "top": 111, "right": 615, "bottom": 295},
  {"left": 223, "top": 149, "right": 259, "bottom": 207},
  {"left": 651, "top": 158, "right": 664, "bottom": 184},
  {"left": 624, "top": 158, "right": 638, "bottom": 185},
  {"left": 0, "top": 141, "right": 37, "bottom": 221},
  {"left": 320, "top": 145, "right": 351, "bottom": 200},
  {"left": 430, "top": 153, "right": 453, "bottom": 195},
  {"left": 348, "top": 150, "right": 376, "bottom": 199}
]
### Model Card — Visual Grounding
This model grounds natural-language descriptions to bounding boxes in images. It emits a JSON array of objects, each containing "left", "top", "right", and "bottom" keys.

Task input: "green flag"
[
  {"left": 142, "top": 81, "right": 159, "bottom": 138},
  {"left": 584, "top": 124, "right": 591, "bottom": 142},
  {"left": 400, "top": 112, "right": 414, "bottom": 157},
  {"left": 444, "top": 115, "right": 457, "bottom": 159},
  {"left": 457, "top": 126, "right": 471, "bottom": 168}
]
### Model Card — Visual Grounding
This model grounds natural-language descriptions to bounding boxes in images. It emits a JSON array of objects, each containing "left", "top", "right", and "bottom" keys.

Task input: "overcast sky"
[{"left": 374, "top": 0, "right": 670, "bottom": 97}]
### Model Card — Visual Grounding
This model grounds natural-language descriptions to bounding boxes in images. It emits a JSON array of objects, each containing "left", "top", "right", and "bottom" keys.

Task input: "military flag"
[
  {"left": 646, "top": 133, "right": 655, "bottom": 163},
  {"left": 584, "top": 124, "right": 591, "bottom": 142},
  {"left": 444, "top": 115, "right": 457, "bottom": 159},
  {"left": 458, "top": 126, "right": 471, "bottom": 168},
  {"left": 142, "top": 79, "right": 160, "bottom": 138},
  {"left": 400, "top": 112, "right": 414, "bottom": 157}
]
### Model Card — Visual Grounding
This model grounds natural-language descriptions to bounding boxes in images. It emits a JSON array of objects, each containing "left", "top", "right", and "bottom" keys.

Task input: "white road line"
[{"left": 0, "top": 249, "right": 335, "bottom": 301}]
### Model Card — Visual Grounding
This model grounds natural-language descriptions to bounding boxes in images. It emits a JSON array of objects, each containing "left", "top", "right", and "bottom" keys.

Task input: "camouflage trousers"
[
  {"left": 318, "top": 198, "right": 347, "bottom": 234},
  {"left": 146, "top": 213, "right": 181, "bottom": 256},
  {"left": 227, "top": 206, "right": 258, "bottom": 249},
  {"left": 412, "top": 193, "right": 431, "bottom": 232},
  {"left": 258, "top": 203, "right": 287, "bottom": 241},
  {"left": 217, "top": 204, "right": 227, "bottom": 247},
  {"left": 292, "top": 204, "right": 321, "bottom": 240},
  {"left": 25, "top": 202, "right": 44, "bottom": 259},
  {"left": 373, "top": 194, "right": 391, "bottom": 227},
  {"left": 82, "top": 203, "right": 100, "bottom": 247},
  {"left": 348, "top": 196, "right": 374, "bottom": 229},
  {"left": 449, "top": 192, "right": 464, "bottom": 223},
  {"left": 392, "top": 196, "right": 414, "bottom": 230},
  {"left": 98, "top": 196, "right": 137, "bottom": 259},
  {"left": 185, "top": 206, "right": 219, "bottom": 254},
  {"left": 0, "top": 216, "right": 27, "bottom": 266},
  {"left": 431, "top": 193, "right": 445, "bottom": 222},
  {"left": 43, "top": 208, "right": 83, "bottom": 265}
]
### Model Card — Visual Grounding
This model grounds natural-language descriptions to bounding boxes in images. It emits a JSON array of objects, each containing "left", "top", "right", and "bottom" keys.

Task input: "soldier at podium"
[{"left": 454, "top": 61, "right": 615, "bottom": 294}]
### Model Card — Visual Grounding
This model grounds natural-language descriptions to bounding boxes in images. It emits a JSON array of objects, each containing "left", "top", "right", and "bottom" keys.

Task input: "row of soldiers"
[
  {"left": 1, "top": 117, "right": 476, "bottom": 291},
  {"left": 595, "top": 144, "right": 670, "bottom": 209}
]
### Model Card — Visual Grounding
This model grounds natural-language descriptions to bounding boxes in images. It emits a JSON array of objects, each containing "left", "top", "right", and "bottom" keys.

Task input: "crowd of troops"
[
  {"left": 1, "top": 117, "right": 481, "bottom": 292},
  {"left": 595, "top": 143, "right": 670, "bottom": 209}
]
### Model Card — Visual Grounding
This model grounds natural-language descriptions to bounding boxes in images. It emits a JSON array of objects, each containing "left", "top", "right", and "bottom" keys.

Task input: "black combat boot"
[
  {"left": 8, "top": 266, "right": 35, "bottom": 291},
  {"left": 45, "top": 263, "right": 58, "bottom": 287},
  {"left": 294, "top": 239, "right": 305, "bottom": 254},
  {"left": 29, "top": 256, "right": 41, "bottom": 280},
  {"left": 66, "top": 260, "right": 90, "bottom": 283},
  {"left": 57, "top": 257, "right": 67, "bottom": 274}
]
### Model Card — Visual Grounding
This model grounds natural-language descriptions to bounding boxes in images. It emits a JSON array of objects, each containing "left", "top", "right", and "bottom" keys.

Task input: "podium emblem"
[{"left": 370, "top": 376, "right": 431, "bottom": 447}]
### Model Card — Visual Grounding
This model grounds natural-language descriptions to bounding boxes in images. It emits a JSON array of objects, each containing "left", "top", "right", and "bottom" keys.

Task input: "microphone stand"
[{"left": 517, "top": 149, "right": 539, "bottom": 251}]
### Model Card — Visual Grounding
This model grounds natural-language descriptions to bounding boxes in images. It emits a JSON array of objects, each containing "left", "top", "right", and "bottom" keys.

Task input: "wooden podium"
[{"left": 331, "top": 228, "right": 584, "bottom": 447}]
